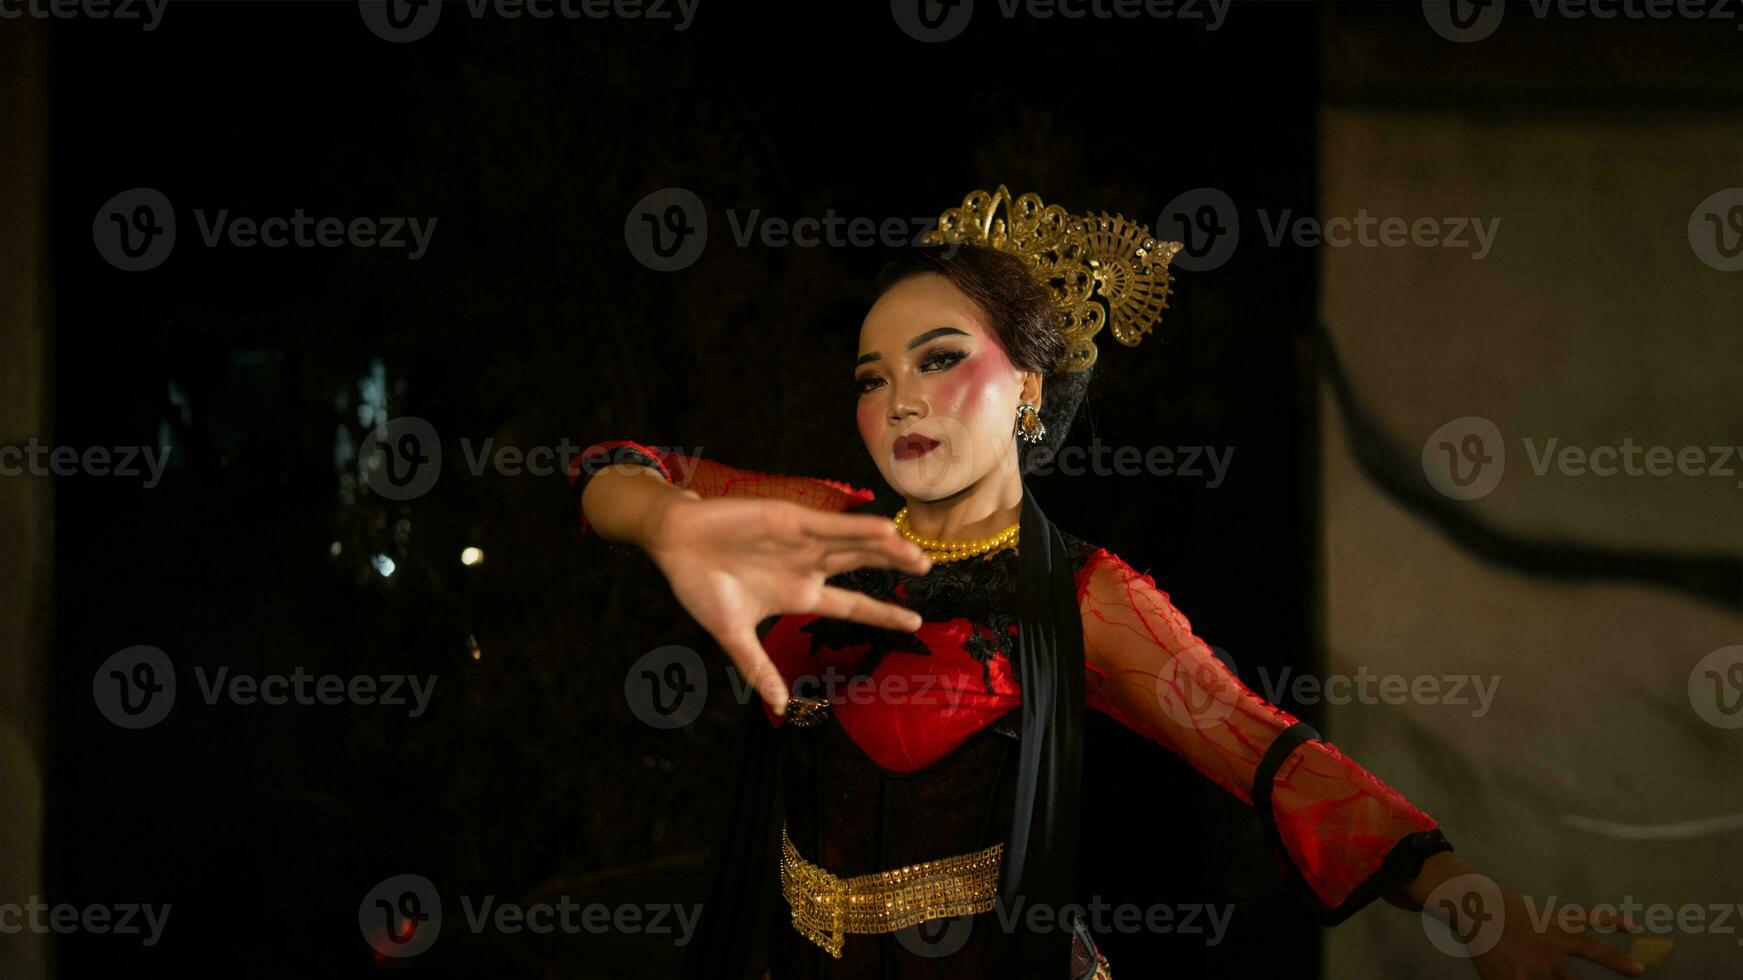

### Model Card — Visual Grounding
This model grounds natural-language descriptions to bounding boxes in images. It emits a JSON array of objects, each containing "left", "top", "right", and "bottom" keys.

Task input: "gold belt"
[{"left": 777, "top": 822, "right": 1003, "bottom": 958}]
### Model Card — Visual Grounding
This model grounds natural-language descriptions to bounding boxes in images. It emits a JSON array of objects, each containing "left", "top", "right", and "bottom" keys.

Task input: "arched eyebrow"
[{"left": 855, "top": 326, "right": 969, "bottom": 366}]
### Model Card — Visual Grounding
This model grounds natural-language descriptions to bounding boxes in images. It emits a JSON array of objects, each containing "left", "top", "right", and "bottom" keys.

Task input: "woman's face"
[{"left": 855, "top": 273, "right": 1039, "bottom": 502}]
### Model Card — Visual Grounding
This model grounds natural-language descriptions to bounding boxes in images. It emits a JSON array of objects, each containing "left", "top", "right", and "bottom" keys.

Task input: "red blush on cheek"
[{"left": 931, "top": 350, "right": 1010, "bottom": 419}]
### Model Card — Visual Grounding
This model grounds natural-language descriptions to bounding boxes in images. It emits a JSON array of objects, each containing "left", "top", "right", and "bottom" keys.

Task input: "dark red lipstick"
[{"left": 893, "top": 434, "right": 940, "bottom": 460}]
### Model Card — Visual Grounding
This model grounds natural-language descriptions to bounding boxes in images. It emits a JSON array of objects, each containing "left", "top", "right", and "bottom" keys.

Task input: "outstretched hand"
[
  {"left": 1468, "top": 887, "right": 1646, "bottom": 979},
  {"left": 643, "top": 495, "right": 931, "bottom": 715},
  {"left": 1407, "top": 854, "right": 1648, "bottom": 979}
]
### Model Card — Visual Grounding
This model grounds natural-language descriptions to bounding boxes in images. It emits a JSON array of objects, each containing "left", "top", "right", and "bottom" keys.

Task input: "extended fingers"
[
  {"left": 719, "top": 627, "right": 789, "bottom": 716},
  {"left": 818, "top": 544, "right": 933, "bottom": 577},
  {"left": 791, "top": 511, "right": 929, "bottom": 573},
  {"left": 1566, "top": 933, "right": 1646, "bottom": 977},
  {"left": 797, "top": 509, "right": 912, "bottom": 546},
  {"left": 1560, "top": 906, "right": 1646, "bottom": 977},
  {"left": 811, "top": 585, "right": 924, "bottom": 633}
]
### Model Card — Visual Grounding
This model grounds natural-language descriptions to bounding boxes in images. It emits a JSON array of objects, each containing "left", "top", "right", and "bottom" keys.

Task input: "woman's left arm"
[{"left": 1075, "top": 548, "right": 1645, "bottom": 977}]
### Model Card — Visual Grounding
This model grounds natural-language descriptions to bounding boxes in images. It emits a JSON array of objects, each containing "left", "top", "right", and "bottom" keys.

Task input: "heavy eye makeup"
[{"left": 853, "top": 345, "right": 969, "bottom": 395}]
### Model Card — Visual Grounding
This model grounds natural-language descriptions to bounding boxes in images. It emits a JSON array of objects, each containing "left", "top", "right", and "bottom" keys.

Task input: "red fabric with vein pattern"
[
  {"left": 1075, "top": 547, "right": 1440, "bottom": 911},
  {"left": 569, "top": 441, "right": 874, "bottom": 534}
]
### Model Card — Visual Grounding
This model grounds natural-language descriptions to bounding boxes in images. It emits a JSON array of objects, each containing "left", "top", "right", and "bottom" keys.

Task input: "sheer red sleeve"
[
  {"left": 567, "top": 439, "right": 876, "bottom": 534},
  {"left": 1075, "top": 546, "right": 1452, "bottom": 922}
]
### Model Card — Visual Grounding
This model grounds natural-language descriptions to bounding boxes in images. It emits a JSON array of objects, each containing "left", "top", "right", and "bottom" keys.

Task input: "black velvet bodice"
[{"left": 769, "top": 707, "right": 1025, "bottom": 979}]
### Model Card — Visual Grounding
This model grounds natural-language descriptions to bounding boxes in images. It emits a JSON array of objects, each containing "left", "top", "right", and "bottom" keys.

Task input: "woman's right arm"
[
  {"left": 571, "top": 440, "right": 876, "bottom": 538},
  {"left": 577, "top": 457, "right": 702, "bottom": 548},
  {"left": 572, "top": 441, "right": 931, "bottom": 715}
]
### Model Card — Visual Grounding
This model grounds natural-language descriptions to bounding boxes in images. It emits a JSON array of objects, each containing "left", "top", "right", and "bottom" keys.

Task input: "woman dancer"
[{"left": 573, "top": 187, "right": 1646, "bottom": 980}]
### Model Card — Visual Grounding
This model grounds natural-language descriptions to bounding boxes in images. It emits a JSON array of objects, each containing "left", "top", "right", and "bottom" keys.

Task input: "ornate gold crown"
[{"left": 920, "top": 185, "right": 1184, "bottom": 374}]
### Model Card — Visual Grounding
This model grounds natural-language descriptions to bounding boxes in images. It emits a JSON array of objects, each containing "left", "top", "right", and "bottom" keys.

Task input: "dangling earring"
[{"left": 1015, "top": 402, "right": 1046, "bottom": 444}]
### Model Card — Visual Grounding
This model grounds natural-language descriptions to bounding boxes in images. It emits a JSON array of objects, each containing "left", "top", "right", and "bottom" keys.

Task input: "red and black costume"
[{"left": 572, "top": 441, "right": 1453, "bottom": 979}]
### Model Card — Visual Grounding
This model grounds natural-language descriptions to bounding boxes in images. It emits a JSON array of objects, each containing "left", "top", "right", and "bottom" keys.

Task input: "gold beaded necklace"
[{"left": 893, "top": 506, "right": 1020, "bottom": 563}]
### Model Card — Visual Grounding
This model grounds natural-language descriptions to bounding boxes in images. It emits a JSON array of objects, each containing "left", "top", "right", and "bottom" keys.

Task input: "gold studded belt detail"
[{"left": 777, "top": 822, "right": 1004, "bottom": 958}]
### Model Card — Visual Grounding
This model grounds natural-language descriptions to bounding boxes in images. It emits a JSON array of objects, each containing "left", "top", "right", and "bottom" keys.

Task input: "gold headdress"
[{"left": 920, "top": 185, "right": 1183, "bottom": 374}]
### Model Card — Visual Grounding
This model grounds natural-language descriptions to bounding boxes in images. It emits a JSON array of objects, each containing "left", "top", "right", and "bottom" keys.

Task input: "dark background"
[{"left": 12, "top": 1, "right": 1501, "bottom": 977}]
